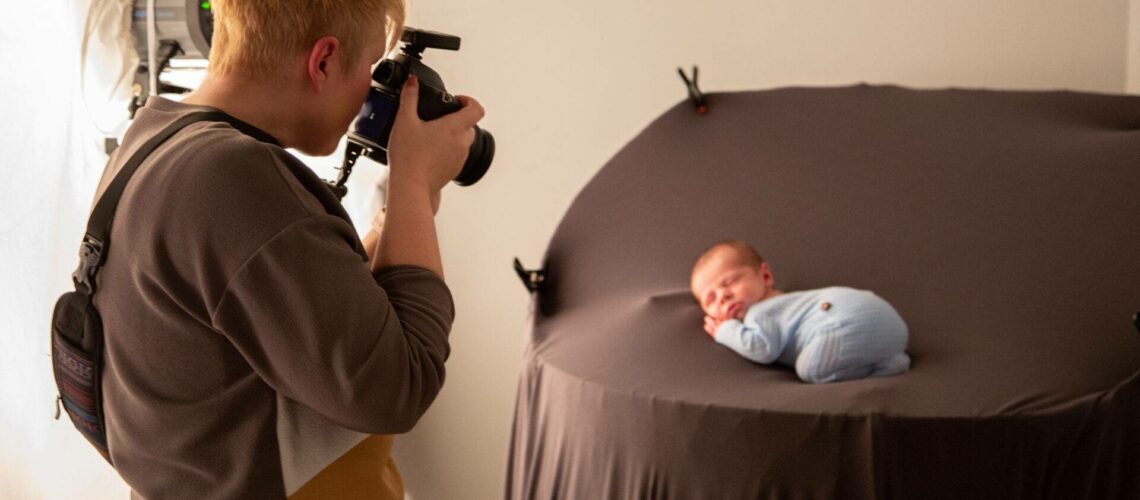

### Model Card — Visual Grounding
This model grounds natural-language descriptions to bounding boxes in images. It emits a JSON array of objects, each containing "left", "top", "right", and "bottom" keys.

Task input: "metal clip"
[
  {"left": 677, "top": 65, "right": 708, "bottom": 114},
  {"left": 513, "top": 258, "right": 545, "bottom": 293},
  {"left": 71, "top": 235, "right": 105, "bottom": 294}
]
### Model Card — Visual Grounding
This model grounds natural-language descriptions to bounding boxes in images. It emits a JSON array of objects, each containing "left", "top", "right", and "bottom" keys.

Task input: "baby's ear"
[{"left": 759, "top": 262, "right": 774, "bottom": 281}]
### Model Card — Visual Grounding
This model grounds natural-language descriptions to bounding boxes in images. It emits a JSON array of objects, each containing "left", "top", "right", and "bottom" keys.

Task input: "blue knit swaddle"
[{"left": 713, "top": 287, "right": 910, "bottom": 383}]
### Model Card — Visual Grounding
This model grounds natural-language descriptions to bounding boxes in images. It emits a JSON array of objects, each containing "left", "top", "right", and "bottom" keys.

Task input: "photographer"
[{"left": 86, "top": 0, "right": 482, "bottom": 497}]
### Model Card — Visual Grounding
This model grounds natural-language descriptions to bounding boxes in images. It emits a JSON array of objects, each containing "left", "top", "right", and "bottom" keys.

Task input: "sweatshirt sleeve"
[
  {"left": 713, "top": 311, "right": 785, "bottom": 364},
  {"left": 209, "top": 213, "right": 453, "bottom": 434}
]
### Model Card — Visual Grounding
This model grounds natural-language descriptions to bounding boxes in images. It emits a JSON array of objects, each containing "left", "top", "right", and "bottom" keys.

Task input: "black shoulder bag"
[{"left": 51, "top": 110, "right": 278, "bottom": 465}]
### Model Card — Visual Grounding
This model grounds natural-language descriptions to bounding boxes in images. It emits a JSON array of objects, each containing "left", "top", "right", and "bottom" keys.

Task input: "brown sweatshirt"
[{"left": 90, "top": 97, "right": 452, "bottom": 498}]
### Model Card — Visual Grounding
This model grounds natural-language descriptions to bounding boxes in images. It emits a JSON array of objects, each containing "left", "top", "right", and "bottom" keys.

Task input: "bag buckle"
[{"left": 72, "top": 236, "right": 105, "bottom": 294}]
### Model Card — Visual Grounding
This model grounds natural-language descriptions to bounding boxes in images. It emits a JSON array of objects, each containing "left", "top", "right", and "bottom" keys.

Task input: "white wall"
[
  {"left": 1130, "top": 0, "right": 1140, "bottom": 93},
  {"left": 398, "top": 1, "right": 1131, "bottom": 499},
  {"left": 0, "top": 1, "right": 136, "bottom": 498},
  {"left": 0, "top": 1, "right": 1130, "bottom": 499}
]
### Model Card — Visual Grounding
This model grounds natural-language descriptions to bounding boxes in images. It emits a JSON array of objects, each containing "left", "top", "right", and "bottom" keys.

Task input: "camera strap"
[
  {"left": 54, "top": 108, "right": 278, "bottom": 465},
  {"left": 74, "top": 110, "right": 278, "bottom": 294}
]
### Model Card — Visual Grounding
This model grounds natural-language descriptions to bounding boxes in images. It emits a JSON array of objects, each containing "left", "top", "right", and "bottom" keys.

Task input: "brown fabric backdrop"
[{"left": 505, "top": 85, "right": 1140, "bottom": 499}]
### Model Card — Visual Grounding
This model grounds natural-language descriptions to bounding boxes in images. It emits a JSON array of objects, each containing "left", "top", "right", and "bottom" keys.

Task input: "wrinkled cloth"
[{"left": 507, "top": 86, "right": 1140, "bottom": 499}]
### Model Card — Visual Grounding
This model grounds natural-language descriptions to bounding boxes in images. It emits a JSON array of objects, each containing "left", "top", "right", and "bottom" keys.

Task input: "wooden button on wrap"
[{"left": 820, "top": 301, "right": 833, "bottom": 311}]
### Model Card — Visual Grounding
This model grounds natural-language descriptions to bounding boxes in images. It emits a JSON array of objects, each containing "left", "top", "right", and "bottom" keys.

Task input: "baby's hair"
[{"left": 692, "top": 240, "right": 765, "bottom": 277}]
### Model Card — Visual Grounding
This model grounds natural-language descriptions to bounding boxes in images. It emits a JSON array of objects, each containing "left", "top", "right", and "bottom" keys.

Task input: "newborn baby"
[{"left": 691, "top": 240, "right": 911, "bottom": 383}]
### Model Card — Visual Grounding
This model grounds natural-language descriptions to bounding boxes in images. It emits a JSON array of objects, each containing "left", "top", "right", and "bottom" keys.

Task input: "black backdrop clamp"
[
  {"left": 677, "top": 65, "right": 708, "bottom": 114},
  {"left": 513, "top": 258, "right": 545, "bottom": 293}
]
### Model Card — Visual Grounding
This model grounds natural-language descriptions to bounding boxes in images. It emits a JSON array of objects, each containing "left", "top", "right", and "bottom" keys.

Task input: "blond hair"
[{"left": 208, "top": 0, "right": 406, "bottom": 78}]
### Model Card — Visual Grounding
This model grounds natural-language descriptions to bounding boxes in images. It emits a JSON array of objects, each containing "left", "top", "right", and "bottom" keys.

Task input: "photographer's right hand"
[
  {"left": 374, "top": 76, "right": 483, "bottom": 278},
  {"left": 387, "top": 75, "right": 486, "bottom": 192}
]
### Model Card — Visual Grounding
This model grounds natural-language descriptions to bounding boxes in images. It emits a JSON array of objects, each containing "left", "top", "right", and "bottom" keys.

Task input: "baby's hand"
[{"left": 703, "top": 315, "right": 724, "bottom": 338}]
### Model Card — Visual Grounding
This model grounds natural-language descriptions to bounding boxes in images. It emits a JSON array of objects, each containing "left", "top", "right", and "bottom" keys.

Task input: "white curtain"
[
  {"left": 0, "top": 2, "right": 384, "bottom": 497},
  {"left": 0, "top": 0, "right": 130, "bottom": 496}
]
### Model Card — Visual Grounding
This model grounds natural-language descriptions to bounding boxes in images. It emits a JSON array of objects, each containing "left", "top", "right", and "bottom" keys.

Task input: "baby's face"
[{"left": 691, "top": 249, "right": 775, "bottom": 321}]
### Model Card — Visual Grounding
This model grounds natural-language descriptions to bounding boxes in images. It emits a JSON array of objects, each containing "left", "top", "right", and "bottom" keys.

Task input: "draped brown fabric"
[{"left": 505, "top": 85, "right": 1140, "bottom": 499}]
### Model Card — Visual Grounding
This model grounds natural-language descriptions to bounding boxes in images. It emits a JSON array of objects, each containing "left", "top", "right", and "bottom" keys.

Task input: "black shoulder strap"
[{"left": 72, "top": 110, "right": 278, "bottom": 294}]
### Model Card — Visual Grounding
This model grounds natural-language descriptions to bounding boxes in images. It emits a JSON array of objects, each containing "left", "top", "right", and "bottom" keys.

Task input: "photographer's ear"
[{"left": 306, "top": 35, "right": 341, "bottom": 92}]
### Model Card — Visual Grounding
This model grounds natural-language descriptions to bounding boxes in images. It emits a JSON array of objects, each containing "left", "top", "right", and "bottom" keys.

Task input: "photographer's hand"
[
  {"left": 388, "top": 75, "right": 485, "bottom": 191},
  {"left": 375, "top": 75, "right": 485, "bottom": 277}
]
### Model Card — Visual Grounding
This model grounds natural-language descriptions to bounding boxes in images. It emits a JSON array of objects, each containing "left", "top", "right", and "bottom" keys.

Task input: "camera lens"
[{"left": 453, "top": 127, "right": 495, "bottom": 186}]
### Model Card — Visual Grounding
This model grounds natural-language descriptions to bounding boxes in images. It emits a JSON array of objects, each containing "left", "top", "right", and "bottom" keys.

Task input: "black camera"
[{"left": 329, "top": 28, "right": 495, "bottom": 199}]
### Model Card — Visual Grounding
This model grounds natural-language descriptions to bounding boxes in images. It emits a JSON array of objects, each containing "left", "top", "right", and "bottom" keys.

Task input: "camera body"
[{"left": 342, "top": 28, "right": 494, "bottom": 191}]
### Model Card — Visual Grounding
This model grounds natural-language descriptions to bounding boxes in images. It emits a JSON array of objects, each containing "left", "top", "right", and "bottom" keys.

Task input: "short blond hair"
[{"left": 209, "top": 0, "right": 406, "bottom": 78}]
